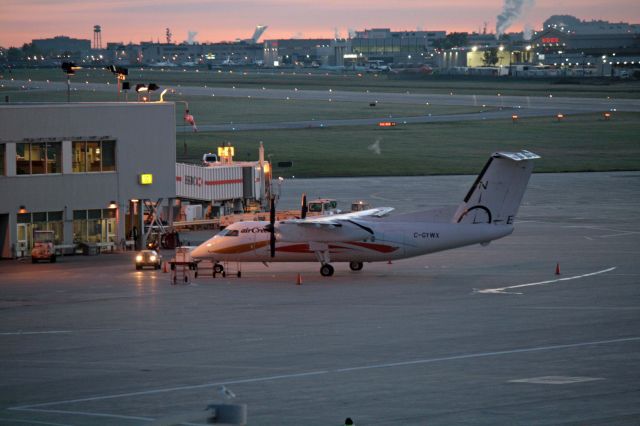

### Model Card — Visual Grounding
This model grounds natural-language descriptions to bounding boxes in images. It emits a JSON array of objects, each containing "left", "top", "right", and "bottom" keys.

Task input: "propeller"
[
  {"left": 269, "top": 196, "right": 276, "bottom": 257},
  {"left": 301, "top": 193, "right": 308, "bottom": 219}
]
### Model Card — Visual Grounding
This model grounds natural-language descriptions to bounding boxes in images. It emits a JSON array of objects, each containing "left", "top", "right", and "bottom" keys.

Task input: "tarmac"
[{"left": 1, "top": 171, "right": 639, "bottom": 425}]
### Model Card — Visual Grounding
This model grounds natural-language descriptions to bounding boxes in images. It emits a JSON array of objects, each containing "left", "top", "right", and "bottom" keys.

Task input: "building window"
[
  {"left": 102, "top": 140, "right": 116, "bottom": 171},
  {"left": 47, "top": 143, "right": 62, "bottom": 173},
  {"left": 73, "top": 209, "right": 117, "bottom": 244},
  {"left": 73, "top": 140, "right": 116, "bottom": 173},
  {"left": 16, "top": 142, "right": 62, "bottom": 175},
  {"left": 15, "top": 211, "right": 64, "bottom": 245}
]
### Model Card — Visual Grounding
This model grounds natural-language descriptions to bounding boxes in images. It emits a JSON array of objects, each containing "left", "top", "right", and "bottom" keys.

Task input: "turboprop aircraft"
[{"left": 190, "top": 150, "right": 540, "bottom": 276}]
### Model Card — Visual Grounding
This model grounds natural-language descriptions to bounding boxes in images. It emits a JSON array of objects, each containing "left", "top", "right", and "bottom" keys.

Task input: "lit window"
[
  {"left": 16, "top": 142, "right": 61, "bottom": 175},
  {"left": 73, "top": 208, "right": 116, "bottom": 244},
  {"left": 73, "top": 140, "right": 116, "bottom": 173}
]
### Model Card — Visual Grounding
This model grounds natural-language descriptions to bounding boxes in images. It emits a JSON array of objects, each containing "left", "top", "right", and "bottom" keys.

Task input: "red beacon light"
[{"left": 378, "top": 121, "right": 396, "bottom": 127}]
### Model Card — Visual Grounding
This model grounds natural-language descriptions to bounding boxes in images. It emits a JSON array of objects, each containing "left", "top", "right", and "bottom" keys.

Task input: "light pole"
[
  {"left": 61, "top": 62, "right": 81, "bottom": 102},
  {"left": 107, "top": 65, "right": 128, "bottom": 100}
]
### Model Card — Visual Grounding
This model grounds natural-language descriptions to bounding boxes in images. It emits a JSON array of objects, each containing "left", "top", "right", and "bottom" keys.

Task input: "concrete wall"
[{"left": 0, "top": 102, "right": 176, "bottom": 257}]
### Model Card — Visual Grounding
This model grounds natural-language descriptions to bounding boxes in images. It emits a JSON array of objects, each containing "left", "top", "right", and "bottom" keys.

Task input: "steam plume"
[{"left": 496, "top": 0, "right": 534, "bottom": 36}]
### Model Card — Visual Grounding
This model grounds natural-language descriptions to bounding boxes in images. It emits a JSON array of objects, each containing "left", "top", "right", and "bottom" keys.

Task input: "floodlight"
[{"left": 61, "top": 62, "right": 81, "bottom": 75}]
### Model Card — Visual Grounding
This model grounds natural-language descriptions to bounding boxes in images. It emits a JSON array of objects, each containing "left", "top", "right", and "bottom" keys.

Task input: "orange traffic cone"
[
  {"left": 296, "top": 273, "right": 303, "bottom": 285},
  {"left": 555, "top": 263, "right": 560, "bottom": 275},
  {"left": 162, "top": 261, "right": 169, "bottom": 273}
]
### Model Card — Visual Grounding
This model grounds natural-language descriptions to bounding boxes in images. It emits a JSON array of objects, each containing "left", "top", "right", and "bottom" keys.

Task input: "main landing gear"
[
  {"left": 314, "top": 246, "right": 364, "bottom": 277},
  {"left": 349, "top": 261, "right": 363, "bottom": 271},
  {"left": 318, "top": 262, "right": 364, "bottom": 276}
]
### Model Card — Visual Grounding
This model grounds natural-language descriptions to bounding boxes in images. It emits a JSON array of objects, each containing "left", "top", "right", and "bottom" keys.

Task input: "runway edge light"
[{"left": 139, "top": 173, "right": 153, "bottom": 185}]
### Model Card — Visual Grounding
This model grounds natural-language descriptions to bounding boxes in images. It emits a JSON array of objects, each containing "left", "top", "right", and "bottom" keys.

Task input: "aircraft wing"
[
  {"left": 273, "top": 207, "right": 392, "bottom": 242},
  {"left": 280, "top": 207, "right": 394, "bottom": 226}
]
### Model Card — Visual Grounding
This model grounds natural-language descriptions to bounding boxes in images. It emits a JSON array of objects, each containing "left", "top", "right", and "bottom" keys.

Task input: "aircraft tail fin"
[{"left": 452, "top": 150, "right": 540, "bottom": 225}]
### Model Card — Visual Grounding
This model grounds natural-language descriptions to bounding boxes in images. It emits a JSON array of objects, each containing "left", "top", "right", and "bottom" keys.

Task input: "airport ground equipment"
[
  {"left": 168, "top": 247, "right": 198, "bottom": 284},
  {"left": 148, "top": 403, "right": 247, "bottom": 425},
  {"left": 194, "top": 259, "right": 241, "bottom": 278},
  {"left": 31, "top": 230, "right": 56, "bottom": 263}
]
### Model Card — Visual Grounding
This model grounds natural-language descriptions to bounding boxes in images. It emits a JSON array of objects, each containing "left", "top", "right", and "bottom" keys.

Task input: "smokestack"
[{"left": 496, "top": 0, "right": 534, "bottom": 37}]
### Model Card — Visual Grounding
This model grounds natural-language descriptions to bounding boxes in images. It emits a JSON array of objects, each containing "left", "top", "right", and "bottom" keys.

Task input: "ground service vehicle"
[
  {"left": 31, "top": 230, "right": 56, "bottom": 263},
  {"left": 135, "top": 250, "right": 162, "bottom": 270}
]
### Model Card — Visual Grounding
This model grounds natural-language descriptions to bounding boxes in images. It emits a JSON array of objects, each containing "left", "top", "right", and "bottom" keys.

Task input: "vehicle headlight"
[
  {"left": 150, "top": 255, "right": 156, "bottom": 261},
  {"left": 136, "top": 255, "right": 143, "bottom": 262}
]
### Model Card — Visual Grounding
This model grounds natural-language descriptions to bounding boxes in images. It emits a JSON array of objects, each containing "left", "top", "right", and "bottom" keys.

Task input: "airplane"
[{"left": 190, "top": 150, "right": 540, "bottom": 276}]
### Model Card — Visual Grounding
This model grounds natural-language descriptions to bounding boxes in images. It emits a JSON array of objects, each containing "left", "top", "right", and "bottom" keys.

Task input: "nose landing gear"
[{"left": 320, "top": 264, "right": 334, "bottom": 277}]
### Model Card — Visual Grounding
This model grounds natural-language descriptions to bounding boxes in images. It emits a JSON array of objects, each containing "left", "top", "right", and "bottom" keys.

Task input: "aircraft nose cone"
[{"left": 191, "top": 245, "right": 205, "bottom": 258}]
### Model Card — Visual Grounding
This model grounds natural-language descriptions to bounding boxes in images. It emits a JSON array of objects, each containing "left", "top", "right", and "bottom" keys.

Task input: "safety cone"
[
  {"left": 555, "top": 263, "right": 561, "bottom": 275},
  {"left": 162, "top": 261, "right": 169, "bottom": 273},
  {"left": 296, "top": 273, "right": 303, "bottom": 285}
]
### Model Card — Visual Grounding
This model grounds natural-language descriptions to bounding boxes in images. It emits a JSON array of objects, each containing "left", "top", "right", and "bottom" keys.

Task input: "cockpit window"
[
  {"left": 308, "top": 203, "right": 322, "bottom": 212},
  {"left": 216, "top": 228, "right": 239, "bottom": 237}
]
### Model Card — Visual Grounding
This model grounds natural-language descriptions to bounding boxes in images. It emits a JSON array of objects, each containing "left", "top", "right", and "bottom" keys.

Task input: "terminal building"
[
  {"left": 351, "top": 28, "right": 446, "bottom": 65},
  {"left": 0, "top": 102, "right": 271, "bottom": 259},
  {"left": 0, "top": 103, "right": 176, "bottom": 258}
]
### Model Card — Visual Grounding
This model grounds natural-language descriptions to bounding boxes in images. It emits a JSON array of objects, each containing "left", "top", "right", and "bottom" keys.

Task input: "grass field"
[
  {"left": 3, "top": 69, "right": 640, "bottom": 177},
  {"left": 4, "top": 67, "right": 640, "bottom": 98},
  {"left": 177, "top": 112, "right": 640, "bottom": 177},
  {"left": 0, "top": 88, "right": 492, "bottom": 124}
]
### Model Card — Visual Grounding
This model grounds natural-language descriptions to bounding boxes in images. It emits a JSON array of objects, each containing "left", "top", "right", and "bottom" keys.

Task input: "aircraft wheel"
[
  {"left": 214, "top": 263, "right": 224, "bottom": 274},
  {"left": 320, "top": 264, "right": 334, "bottom": 277},
  {"left": 237, "top": 271, "right": 242, "bottom": 278},
  {"left": 349, "top": 261, "right": 363, "bottom": 271},
  {"left": 194, "top": 271, "right": 198, "bottom": 278}
]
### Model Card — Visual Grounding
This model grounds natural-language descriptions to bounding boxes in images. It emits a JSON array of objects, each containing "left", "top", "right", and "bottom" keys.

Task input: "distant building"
[
  {"left": 531, "top": 27, "right": 640, "bottom": 55},
  {"left": 351, "top": 28, "right": 445, "bottom": 64},
  {"left": 103, "top": 41, "right": 264, "bottom": 66},
  {"left": 531, "top": 26, "right": 640, "bottom": 75},
  {"left": 200, "top": 42, "right": 263, "bottom": 66},
  {"left": 543, "top": 15, "right": 640, "bottom": 35},
  {"left": 32, "top": 36, "right": 91, "bottom": 56},
  {"left": 263, "top": 39, "right": 333, "bottom": 67}
]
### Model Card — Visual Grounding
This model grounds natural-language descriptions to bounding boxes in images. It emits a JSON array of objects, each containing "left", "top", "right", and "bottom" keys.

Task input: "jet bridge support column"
[{"left": 137, "top": 200, "right": 145, "bottom": 250}]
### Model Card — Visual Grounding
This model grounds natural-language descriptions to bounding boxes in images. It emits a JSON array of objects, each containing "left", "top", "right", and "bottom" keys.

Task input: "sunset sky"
[{"left": 1, "top": 0, "right": 638, "bottom": 48}]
